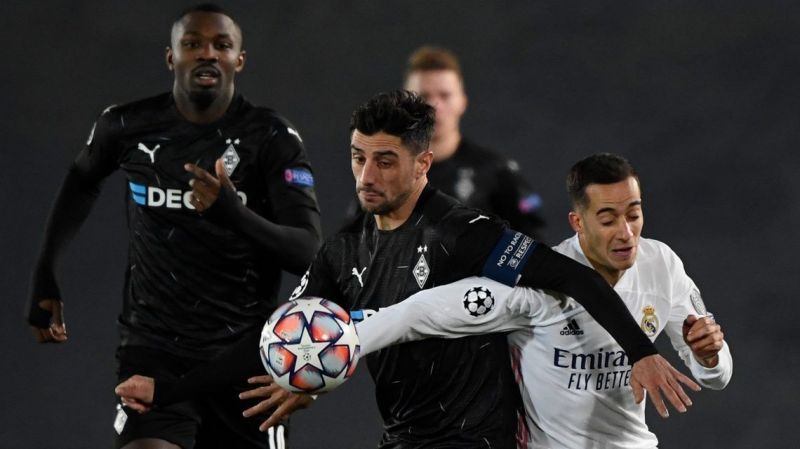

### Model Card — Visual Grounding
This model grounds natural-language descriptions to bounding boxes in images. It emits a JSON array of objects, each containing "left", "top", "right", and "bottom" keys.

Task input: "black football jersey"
[
  {"left": 76, "top": 93, "right": 319, "bottom": 359},
  {"left": 427, "top": 138, "right": 545, "bottom": 240},
  {"left": 296, "top": 186, "right": 522, "bottom": 448}
]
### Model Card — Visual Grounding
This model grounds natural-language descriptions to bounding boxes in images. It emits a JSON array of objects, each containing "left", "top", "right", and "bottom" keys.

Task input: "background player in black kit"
[
  {"left": 27, "top": 4, "right": 321, "bottom": 449},
  {"left": 404, "top": 46, "right": 546, "bottom": 239},
  {"left": 118, "top": 90, "right": 699, "bottom": 448}
]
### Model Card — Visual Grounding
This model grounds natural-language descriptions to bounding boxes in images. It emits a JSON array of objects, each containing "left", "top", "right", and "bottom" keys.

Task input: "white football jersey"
[{"left": 356, "top": 235, "right": 733, "bottom": 449}]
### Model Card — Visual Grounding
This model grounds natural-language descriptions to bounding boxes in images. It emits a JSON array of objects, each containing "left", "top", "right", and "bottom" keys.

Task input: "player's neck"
[
  {"left": 373, "top": 179, "right": 428, "bottom": 231},
  {"left": 578, "top": 237, "right": 624, "bottom": 286},
  {"left": 173, "top": 87, "right": 235, "bottom": 124},
  {"left": 429, "top": 130, "right": 461, "bottom": 162}
]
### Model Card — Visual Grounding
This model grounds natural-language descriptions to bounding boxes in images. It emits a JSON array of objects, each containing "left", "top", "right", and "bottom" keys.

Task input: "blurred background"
[{"left": 1, "top": 0, "right": 797, "bottom": 447}]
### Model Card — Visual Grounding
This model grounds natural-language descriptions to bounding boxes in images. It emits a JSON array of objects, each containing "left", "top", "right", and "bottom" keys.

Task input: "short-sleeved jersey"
[
  {"left": 427, "top": 139, "right": 545, "bottom": 240},
  {"left": 80, "top": 93, "right": 319, "bottom": 359},
  {"left": 356, "top": 236, "right": 733, "bottom": 448},
  {"left": 292, "top": 186, "right": 523, "bottom": 448}
]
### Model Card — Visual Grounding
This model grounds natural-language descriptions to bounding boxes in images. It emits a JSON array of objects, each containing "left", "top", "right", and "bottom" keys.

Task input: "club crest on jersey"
[
  {"left": 455, "top": 167, "right": 475, "bottom": 202},
  {"left": 640, "top": 305, "right": 659, "bottom": 337},
  {"left": 222, "top": 138, "right": 241, "bottom": 176},
  {"left": 690, "top": 288, "right": 707, "bottom": 316},
  {"left": 413, "top": 245, "right": 430, "bottom": 288}
]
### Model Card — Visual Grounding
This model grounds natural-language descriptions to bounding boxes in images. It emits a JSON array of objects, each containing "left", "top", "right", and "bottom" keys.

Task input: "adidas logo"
[{"left": 560, "top": 318, "right": 584, "bottom": 336}]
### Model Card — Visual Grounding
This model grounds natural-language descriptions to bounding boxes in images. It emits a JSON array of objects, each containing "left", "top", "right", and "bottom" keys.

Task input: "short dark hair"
[
  {"left": 405, "top": 46, "right": 463, "bottom": 82},
  {"left": 567, "top": 153, "right": 640, "bottom": 209},
  {"left": 171, "top": 3, "right": 243, "bottom": 47},
  {"left": 350, "top": 90, "right": 435, "bottom": 154}
]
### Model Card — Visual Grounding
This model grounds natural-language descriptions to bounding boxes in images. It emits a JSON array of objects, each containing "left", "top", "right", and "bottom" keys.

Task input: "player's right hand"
[
  {"left": 115, "top": 375, "right": 155, "bottom": 414},
  {"left": 631, "top": 354, "right": 701, "bottom": 418},
  {"left": 30, "top": 299, "right": 67, "bottom": 343},
  {"left": 239, "top": 375, "right": 314, "bottom": 431}
]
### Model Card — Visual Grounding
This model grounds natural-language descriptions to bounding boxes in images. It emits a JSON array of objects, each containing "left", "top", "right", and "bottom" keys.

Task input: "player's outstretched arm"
[
  {"left": 238, "top": 375, "right": 314, "bottom": 432},
  {"left": 184, "top": 159, "right": 321, "bottom": 274},
  {"left": 356, "top": 277, "right": 545, "bottom": 355}
]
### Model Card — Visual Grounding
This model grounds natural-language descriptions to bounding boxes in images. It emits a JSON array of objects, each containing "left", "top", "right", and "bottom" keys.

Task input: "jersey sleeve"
[
  {"left": 660, "top": 247, "right": 733, "bottom": 389},
  {"left": 355, "top": 277, "right": 556, "bottom": 355},
  {"left": 287, "top": 241, "right": 347, "bottom": 306},
  {"left": 202, "top": 121, "right": 322, "bottom": 275},
  {"left": 28, "top": 107, "right": 122, "bottom": 327}
]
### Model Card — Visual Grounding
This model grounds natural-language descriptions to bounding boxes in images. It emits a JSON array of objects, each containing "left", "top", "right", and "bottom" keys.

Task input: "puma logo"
[
  {"left": 137, "top": 143, "right": 160, "bottom": 163},
  {"left": 351, "top": 267, "right": 366, "bottom": 287}
]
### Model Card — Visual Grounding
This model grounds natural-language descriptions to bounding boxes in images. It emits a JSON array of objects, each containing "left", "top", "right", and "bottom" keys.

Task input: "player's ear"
[
  {"left": 568, "top": 210, "right": 583, "bottom": 233},
  {"left": 235, "top": 50, "right": 246, "bottom": 73},
  {"left": 415, "top": 150, "right": 433, "bottom": 178},
  {"left": 166, "top": 47, "right": 174, "bottom": 71}
]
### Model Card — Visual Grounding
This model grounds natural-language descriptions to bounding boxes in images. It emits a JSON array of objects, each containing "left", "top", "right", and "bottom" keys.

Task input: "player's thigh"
[
  {"left": 195, "top": 390, "right": 289, "bottom": 449},
  {"left": 115, "top": 346, "right": 202, "bottom": 449},
  {"left": 120, "top": 437, "right": 182, "bottom": 449}
]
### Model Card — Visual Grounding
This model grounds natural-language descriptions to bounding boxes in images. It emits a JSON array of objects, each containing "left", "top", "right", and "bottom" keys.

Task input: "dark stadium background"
[{"left": 2, "top": 1, "right": 797, "bottom": 447}]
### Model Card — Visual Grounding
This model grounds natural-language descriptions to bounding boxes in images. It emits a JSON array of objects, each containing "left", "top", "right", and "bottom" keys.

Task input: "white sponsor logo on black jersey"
[
  {"left": 463, "top": 286, "right": 494, "bottom": 317},
  {"left": 351, "top": 267, "right": 366, "bottom": 287},
  {"left": 560, "top": 318, "right": 584, "bottom": 335},
  {"left": 137, "top": 143, "right": 160, "bottom": 163},
  {"left": 129, "top": 182, "right": 247, "bottom": 209}
]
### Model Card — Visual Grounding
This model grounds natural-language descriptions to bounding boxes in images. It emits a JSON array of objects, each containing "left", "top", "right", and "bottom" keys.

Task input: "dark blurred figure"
[{"left": 404, "top": 46, "right": 546, "bottom": 240}]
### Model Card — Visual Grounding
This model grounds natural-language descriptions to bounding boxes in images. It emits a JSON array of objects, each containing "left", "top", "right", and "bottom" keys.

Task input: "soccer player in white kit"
[{"left": 356, "top": 153, "right": 732, "bottom": 448}]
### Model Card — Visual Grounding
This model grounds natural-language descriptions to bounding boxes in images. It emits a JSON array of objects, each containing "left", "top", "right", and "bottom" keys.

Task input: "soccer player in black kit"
[
  {"left": 117, "top": 91, "right": 699, "bottom": 448},
  {"left": 404, "top": 46, "right": 546, "bottom": 239},
  {"left": 27, "top": 4, "right": 321, "bottom": 449}
]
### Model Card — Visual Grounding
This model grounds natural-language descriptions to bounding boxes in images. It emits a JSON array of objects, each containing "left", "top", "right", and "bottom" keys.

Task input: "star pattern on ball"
[
  {"left": 282, "top": 327, "right": 331, "bottom": 371},
  {"left": 287, "top": 297, "right": 333, "bottom": 322}
]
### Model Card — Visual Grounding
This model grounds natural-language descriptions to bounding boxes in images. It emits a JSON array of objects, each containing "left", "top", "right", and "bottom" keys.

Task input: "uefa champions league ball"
[{"left": 260, "top": 297, "right": 360, "bottom": 393}]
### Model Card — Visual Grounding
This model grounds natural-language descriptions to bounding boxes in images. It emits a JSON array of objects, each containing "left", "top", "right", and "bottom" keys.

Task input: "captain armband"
[{"left": 481, "top": 229, "right": 537, "bottom": 286}]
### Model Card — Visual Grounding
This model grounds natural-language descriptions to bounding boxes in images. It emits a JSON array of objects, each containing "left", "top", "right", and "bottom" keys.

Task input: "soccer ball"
[
  {"left": 463, "top": 286, "right": 494, "bottom": 317},
  {"left": 259, "top": 297, "right": 360, "bottom": 394}
]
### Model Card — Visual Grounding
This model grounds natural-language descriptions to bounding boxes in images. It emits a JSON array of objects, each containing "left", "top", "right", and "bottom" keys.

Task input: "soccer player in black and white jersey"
[
  {"left": 27, "top": 4, "right": 321, "bottom": 449},
  {"left": 116, "top": 92, "right": 699, "bottom": 448},
  {"left": 355, "top": 153, "right": 733, "bottom": 448}
]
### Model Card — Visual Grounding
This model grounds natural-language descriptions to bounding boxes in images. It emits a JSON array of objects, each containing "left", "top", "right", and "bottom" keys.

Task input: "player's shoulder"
[
  {"left": 241, "top": 100, "right": 304, "bottom": 138},
  {"left": 636, "top": 237, "right": 684, "bottom": 271},
  {"left": 458, "top": 138, "right": 518, "bottom": 170},
  {"left": 92, "top": 92, "right": 173, "bottom": 129},
  {"left": 103, "top": 92, "right": 172, "bottom": 117}
]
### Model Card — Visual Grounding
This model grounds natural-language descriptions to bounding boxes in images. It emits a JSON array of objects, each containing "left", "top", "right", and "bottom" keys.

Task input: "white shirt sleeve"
[
  {"left": 355, "top": 277, "right": 554, "bottom": 355},
  {"left": 662, "top": 247, "right": 733, "bottom": 389}
]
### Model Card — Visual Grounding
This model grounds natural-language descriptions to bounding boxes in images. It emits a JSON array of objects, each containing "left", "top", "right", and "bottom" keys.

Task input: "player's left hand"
[
  {"left": 115, "top": 374, "right": 155, "bottom": 414},
  {"left": 239, "top": 375, "right": 315, "bottom": 432},
  {"left": 631, "top": 354, "right": 701, "bottom": 418},
  {"left": 683, "top": 314, "right": 724, "bottom": 367},
  {"left": 185, "top": 159, "right": 235, "bottom": 212}
]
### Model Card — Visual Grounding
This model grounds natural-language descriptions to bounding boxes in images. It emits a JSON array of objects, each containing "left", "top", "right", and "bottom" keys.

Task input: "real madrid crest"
[
  {"left": 640, "top": 305, "right": 659, "bottom": 337},
  {"left": 413, "top": 245, "right": 430, "bottom": 288},
  {"left": 222, "top": 138, "right": 241, "bottom": 176}
]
